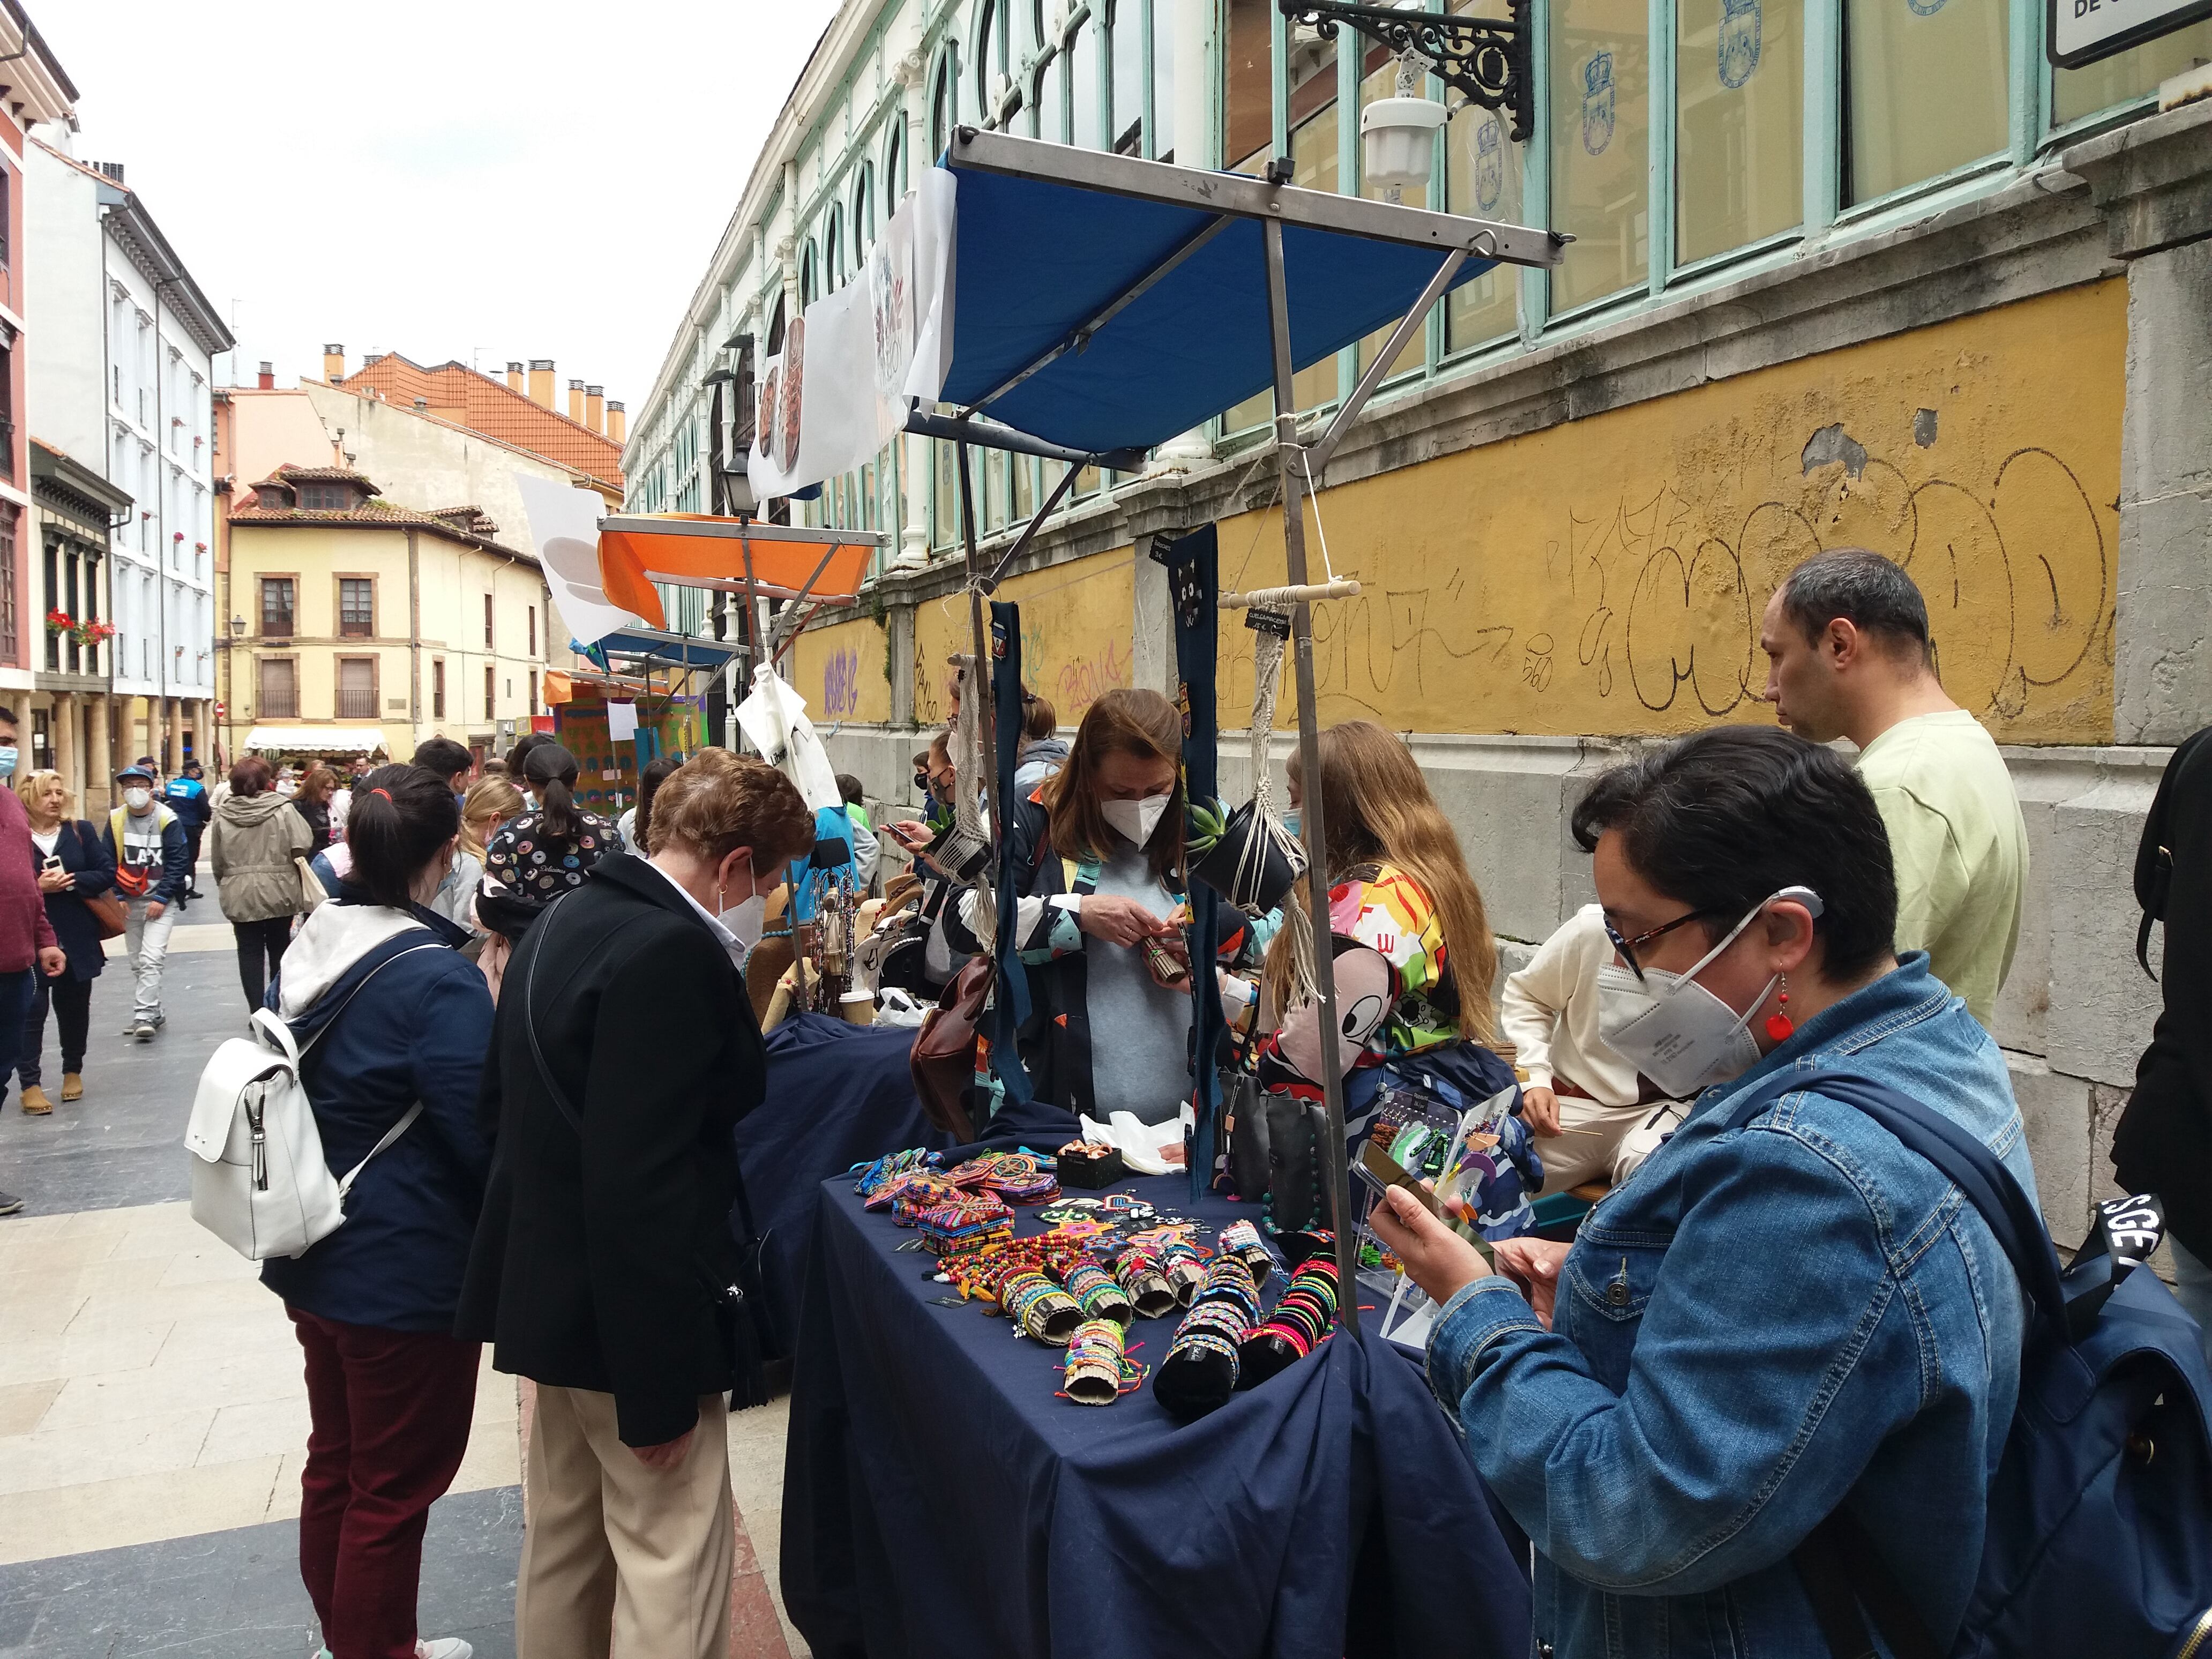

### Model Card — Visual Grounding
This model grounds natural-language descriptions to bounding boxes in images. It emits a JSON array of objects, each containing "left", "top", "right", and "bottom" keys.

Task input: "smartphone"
[
  {"left": 1358, "top": 1142, "right": 1495, "bottom": 1264},
  {"left": 40, "top": 856, "right": 62, "bottom": 873},
  {"left": 1358, "top": 1141, "right": 1442, "bottom": 1217}
]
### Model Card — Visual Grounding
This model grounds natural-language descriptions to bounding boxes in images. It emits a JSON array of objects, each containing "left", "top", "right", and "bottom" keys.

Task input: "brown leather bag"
[{"left": 910, "top": 956, "right": 991, "bottom": 1141}]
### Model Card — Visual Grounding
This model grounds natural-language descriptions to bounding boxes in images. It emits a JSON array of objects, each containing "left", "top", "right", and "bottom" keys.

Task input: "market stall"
[
  {"left": 781, "top": 1166, "right": 1531, "bottom": 1659},
  {"left": 739, "top": 119, "right": 1560, "bottom": 1657}
]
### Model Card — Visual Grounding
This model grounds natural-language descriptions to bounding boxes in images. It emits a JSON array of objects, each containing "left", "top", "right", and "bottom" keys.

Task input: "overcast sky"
[{"left": 35, "top": 0, "right": 843, "bottom": 420}]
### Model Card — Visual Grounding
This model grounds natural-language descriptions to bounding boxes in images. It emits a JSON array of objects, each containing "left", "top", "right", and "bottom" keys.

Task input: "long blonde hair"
[
  {"left": 1262, "top": 722, "right": 1497, "bottom": 1042},
  {"left": 459, "top": 775, "right": 524, "bottom": 861}
]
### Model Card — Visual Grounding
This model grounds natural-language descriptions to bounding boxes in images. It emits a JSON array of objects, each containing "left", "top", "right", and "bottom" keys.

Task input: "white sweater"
[{"left": 1498, "top": 903, "right": 1645, "bottom": 1107}]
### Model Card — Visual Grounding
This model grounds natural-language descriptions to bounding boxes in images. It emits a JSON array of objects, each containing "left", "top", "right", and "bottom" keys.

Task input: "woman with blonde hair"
[
  {"left": 431, "top": 774, "right": 525, "bottom": 932},
  {"left": 13, "top": 769, "right": 115, "bottom": 1113},
  {"left": 1254, "top": 721, "right": 1523, "bottom": 1175}
]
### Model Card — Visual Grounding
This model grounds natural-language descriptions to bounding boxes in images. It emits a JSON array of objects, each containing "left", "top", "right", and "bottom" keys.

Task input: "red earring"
[{"left": 1765, "top": 975, "right": 1795, "bottom": 1043}]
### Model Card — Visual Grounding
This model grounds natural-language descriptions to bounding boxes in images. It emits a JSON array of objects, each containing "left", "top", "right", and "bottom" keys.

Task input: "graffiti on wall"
[
  {"left": 791, "top": 618, "right": 890, "bottom": 724},
  {"left": 1215, "top": 281, "right": 2125, "bottom": 745},
  {"left": 913, "top": 552, "right": 1135, "bottom": 730}
]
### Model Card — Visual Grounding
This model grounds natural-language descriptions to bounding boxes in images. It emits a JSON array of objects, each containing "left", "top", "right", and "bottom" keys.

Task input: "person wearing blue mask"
[{"left": 0, "top": 708, "right": 68, "bottom": 1215}]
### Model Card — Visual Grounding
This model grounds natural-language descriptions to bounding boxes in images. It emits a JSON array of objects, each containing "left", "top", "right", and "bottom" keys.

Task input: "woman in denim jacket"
[{"left": 1373, "top": 726, "right": 2035, "bottom": 1659}]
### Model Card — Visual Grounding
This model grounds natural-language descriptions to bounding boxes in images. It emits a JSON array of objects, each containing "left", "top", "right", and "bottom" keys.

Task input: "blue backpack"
[{"left": 1718, "top": 1071, "right": 2212, "bottom": 1659}]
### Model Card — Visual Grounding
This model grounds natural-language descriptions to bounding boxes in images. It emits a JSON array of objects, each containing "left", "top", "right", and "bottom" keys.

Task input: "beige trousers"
[
  {"left": 517, "top": 1387, "right": 733, "bottom": 1659},
  {"left": 1536, "top": 1096, "right": 1686, "bottom": 1194}
]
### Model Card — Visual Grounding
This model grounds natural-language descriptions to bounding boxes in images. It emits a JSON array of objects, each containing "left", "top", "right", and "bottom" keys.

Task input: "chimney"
[
  {"left": 567, "top": 378, "right": 586, "bottom": 422},
  {"left": 256, "top": 361, "right": 274, "bottom": 390},
  {"left": 607, "top": 401, "right": 626, "bottom": 444},
  {"left": 414, "top": 398, "right": 429, "bottom": 411},
  {"left": 505, "top": 361, "right": 524, "bottom": 394},
  {"left": 527, "top": 360, "right": 554, "bottom": 407},
  {"left": 323, "top": 343, "right": 346, "bottom": 382},
  {"left": 585, "top": 385, "right": 605, "bottom": 433}
]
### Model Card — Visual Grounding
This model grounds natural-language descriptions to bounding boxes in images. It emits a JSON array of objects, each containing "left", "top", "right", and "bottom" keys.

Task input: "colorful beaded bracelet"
[
  {"left": 1062, "top": 1318, "right": 1146, "bottom": 1405},
  {"left": 1001, "top": 1268, "right": 1084, "bottom": 1344},
  {"left": 1059, "top": 1261, "right": 1135, "bottom": 1326}
]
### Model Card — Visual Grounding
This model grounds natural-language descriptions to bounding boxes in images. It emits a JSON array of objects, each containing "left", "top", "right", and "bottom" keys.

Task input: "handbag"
[
  {"left": 67, "top": 822, "right": 128, "bottom": 939},
  {"left": 296, "top": 855, "right": 329, "bottom": 913},
  {"left": 911, "top": 955, "right": 991, "bottom": 1142},
  {"left": 182, "top": 938, "right": 439, "bottom": 1260},
  {"left": 519, "top": 892, "right": 781, "bottom": 1398}
]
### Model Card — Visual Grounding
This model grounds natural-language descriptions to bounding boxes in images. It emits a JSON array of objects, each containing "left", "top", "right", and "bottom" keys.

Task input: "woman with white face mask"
[
  {"left": 947, "top": 687, "right": 1258, "bottom": 1135},
  {"left": 1370, "top": 725, "right": 2039, "bottom": 1659},
  {"left": 458, "top": 749, "right": 816, "bottom": 1659}
]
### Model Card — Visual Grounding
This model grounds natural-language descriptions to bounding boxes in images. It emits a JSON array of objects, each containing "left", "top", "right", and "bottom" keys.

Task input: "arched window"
[
  {"left": 766, "top": 294, "right": 786, "bottom": 356},
  {"left": 886, "top": 123, "right": 905, "bottom": 201},
  {"left": 799, "top": 241, "right": 818, "bottom": 306},
  {"left": 973, "top": 0, "right": 996, "bottom": 121},
  {"left": 854, "top": 162, "right": 875, "bottom": 252},
  {"left": 1036, "top": 47, "right": 1066, "bottom": 142},
  {"left": 930, "top": 50, "right": 954, "bottom": 159},
  {"left": 824, "top": 206, "right": 844, "bottom": 289}
]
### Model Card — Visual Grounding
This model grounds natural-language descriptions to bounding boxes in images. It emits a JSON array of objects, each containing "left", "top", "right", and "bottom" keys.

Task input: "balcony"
[
  {"left": 259, "top": 693, "right": 298, "bottom": 719},
  {"left": 335, "top": 687, "right": 379, "bottom": 719}
]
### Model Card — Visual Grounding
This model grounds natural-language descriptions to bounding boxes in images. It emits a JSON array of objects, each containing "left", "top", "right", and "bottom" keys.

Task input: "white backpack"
[{"left": 185, "top": 941, "right": 440, "bottom": 1260}]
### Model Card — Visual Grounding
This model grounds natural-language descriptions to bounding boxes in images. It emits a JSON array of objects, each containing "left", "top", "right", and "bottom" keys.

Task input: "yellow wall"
[
  {"left": 911, "top": 550, "right": 1135, "bottom": 729},
  {"left": 1215, "top": 281, "right": 2125, "bottom": 744},
  {"left": 791, "top": 615, "right": 892, "bottom": 724},
  {"left": 228, "top": 521, "right": 558, "bottom": 751}
]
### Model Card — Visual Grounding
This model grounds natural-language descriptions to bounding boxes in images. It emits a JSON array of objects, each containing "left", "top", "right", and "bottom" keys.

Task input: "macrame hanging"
[{"left": 948, "top": 649, "right": 997, "bottom": 956}]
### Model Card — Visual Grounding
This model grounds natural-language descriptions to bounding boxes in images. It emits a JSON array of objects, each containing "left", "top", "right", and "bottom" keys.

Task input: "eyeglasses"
[{"left": 1604, "top": 908, "right": 1715, "bottom": 983}]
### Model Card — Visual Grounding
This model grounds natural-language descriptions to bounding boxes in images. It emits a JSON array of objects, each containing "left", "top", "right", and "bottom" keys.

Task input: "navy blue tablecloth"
[
  {"left": 736, "top": 1014, "right": 952, "bottom": 1354},
  {"left": 781, "top": 1173, "right": 1532, "bottom": 1659}
]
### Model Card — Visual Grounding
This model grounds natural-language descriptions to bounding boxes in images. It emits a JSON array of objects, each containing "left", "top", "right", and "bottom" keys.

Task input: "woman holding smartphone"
[{"left": 12, "top": 769, "right": 116, "bottom": 1114}]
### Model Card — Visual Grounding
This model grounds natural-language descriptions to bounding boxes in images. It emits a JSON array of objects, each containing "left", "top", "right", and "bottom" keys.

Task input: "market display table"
[
  {"left": 737, "top": 1014, "right": 951, "bottom": 1353},
  {"left": 780, "top": 1171, "right": 1532, "bottom": 1659}
]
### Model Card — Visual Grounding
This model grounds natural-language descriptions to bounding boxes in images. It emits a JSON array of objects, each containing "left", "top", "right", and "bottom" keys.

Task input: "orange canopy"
[{"left": 595, "top": 514, "right": 881, "bottom": 630}]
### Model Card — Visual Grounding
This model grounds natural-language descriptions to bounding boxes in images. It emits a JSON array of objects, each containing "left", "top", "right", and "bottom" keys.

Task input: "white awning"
[{"left": 242, "top": 726, "right": 390, "bottom": 755}]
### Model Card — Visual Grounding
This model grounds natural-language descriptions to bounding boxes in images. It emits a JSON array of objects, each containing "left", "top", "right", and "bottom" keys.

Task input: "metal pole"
[
  {"left": 1261, "top": 214, "right": 1358, "bottom": 1332},
  {"left": 954, "top": 441, "right": 1000, "bottom": 846}
]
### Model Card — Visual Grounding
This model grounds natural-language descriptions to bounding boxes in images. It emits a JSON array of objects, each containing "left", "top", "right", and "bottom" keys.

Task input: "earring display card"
[{"left": 1352, "top": 1081, "right": 1519, "bottom": 1344}]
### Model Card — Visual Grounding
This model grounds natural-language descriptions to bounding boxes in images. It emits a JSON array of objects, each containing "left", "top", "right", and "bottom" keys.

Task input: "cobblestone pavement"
[{"left": 0, "top": 868, "right": 804, "bottom": 1658}]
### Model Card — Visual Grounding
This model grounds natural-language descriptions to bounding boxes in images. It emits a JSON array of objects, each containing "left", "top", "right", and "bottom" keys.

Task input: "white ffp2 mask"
[
  {"left": 1101, "top": 791, "right": 1173, "bottom": 848},
  {"left": 1595, "top": 886, "right": 1823, "bottom": 1098}
]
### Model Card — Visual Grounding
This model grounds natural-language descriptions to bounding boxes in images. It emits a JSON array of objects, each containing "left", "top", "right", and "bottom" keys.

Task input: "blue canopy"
[
  {"left": 597, "top": 628, "right": 741, "bottom": 670},
  {"left": 935, "top": 148, "right": 1506, "bottom": 457}
]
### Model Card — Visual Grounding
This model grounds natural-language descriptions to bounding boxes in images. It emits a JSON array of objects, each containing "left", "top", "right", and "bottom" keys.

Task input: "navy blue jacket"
[
  {"left": 162, "top": 776, "right": 211, "bottom": 832},
  {"left": 101, "top": 806, "right": 190, "bottom": 906},
  {"left": 37, "top": 820, "right": 114, "bottom": 982},
  {"left": 259, "top": 897, "right": 496, "bottom": 1332}
]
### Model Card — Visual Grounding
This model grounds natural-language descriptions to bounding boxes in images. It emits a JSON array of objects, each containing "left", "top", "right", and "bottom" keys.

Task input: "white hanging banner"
[
  {"left": 513, "top": 473, "right": 636, "bottom": 649},
  {"left": 606, "top": 700, "right": 640, "bottom": 742},
  {"left": 749, "top": 169, "right": 957, "bottom": 500}
]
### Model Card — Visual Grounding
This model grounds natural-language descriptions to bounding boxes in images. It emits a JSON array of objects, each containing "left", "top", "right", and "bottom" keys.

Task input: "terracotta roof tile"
[
  {"left": 337, "top": 354, "right": 624, "bottom": 488},
  {"left": 260, "top": 463, "right": 380, "bottom": 491},
  {"left": 230, "top": 498, "right": 537, "bottom": 563}
]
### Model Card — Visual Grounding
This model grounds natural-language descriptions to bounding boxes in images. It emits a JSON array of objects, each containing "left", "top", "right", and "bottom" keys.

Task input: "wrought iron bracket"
[{"left": 1279, "top": 0, "right": 1535, "bottom": 145}]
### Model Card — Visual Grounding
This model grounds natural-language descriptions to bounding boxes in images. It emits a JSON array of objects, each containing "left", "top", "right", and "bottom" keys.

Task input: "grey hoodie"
[{"left": 209, "top": 789, "right": 315, "bottom": 923}]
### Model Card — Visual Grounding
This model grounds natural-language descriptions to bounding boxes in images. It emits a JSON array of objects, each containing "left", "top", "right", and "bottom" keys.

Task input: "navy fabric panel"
[
  {"left": 938, "top": 163, "right": 1494, "bottom": 455},
  {"left": 736, "top": 1013, "right": 951, "bottom": 1352},
  {"left": 781, "top": 1171, "right": 1531, "bottom": 1659}
]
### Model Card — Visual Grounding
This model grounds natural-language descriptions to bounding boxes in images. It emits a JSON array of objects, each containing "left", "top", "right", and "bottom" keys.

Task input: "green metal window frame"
[{"left": 1204, "top": 0, "right": 2187, "bottom": 445}]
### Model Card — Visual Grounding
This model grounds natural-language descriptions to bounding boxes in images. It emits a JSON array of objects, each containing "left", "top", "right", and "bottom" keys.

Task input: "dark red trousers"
[{"left": 288, "top": 1307, "right": 481, "bottom": 1659}]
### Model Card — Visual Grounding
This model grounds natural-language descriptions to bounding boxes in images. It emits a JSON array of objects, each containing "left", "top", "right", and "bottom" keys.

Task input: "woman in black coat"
[
  {"left": 457, "top": 748, "right": 814, "bottom": 1658},
  {"left": 13, "top": 769, "right": 116, "bottom": 1114}
]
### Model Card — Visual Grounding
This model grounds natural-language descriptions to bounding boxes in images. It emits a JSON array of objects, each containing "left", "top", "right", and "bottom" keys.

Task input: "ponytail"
[
  {"left": 524, "top": 742, "right": 581, "bottom": 839},
  {"left": 346, "top": 764, "right": 460, "bottom": 909}
]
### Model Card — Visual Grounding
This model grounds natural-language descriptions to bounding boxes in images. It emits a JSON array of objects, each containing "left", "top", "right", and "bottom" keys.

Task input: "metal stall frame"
[{"left": 931, "top": 129, "right": 1564, "bottom": 1327}]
